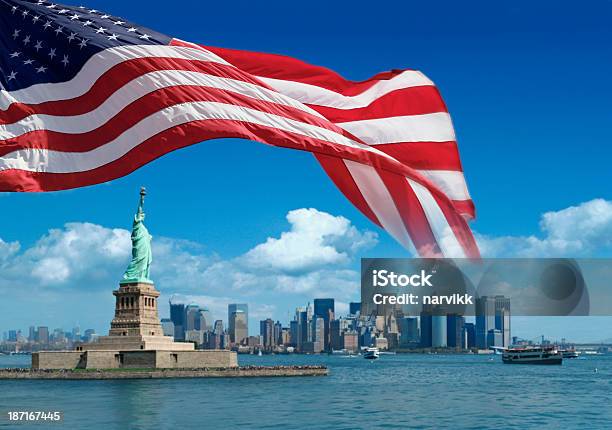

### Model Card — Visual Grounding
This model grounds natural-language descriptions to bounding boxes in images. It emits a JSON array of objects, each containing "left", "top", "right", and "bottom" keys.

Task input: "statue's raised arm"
[{"left": 121, "top": 187, "right": 153, "bottom": 284}]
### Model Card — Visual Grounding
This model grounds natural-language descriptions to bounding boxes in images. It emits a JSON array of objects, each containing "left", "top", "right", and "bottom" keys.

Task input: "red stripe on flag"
[
  {"left": 315, "top": 153, "right": 382, "bottom": 228},
  {"left": 432, "top": 192, "right": 481, "bottom": 258},
  {"left": 203, "top": 45, "right": 407, "bottom": 96},
  {"left": 377, "top": 169, "right": 443, "bottom": 257},
  {"left": 373, "top": 141, "right": 464, "bottom": 171},
  {"left": 308, "top": 86, "right": 448, "bottom": 122}
]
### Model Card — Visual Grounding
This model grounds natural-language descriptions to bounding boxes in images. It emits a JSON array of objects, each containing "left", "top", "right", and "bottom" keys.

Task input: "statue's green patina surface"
[{"left": 121, "top": 187, "right": 153, "bottom": 284}]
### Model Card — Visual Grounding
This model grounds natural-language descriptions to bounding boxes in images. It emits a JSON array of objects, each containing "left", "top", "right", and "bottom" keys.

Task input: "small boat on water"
[
  {"left": 363, "top": 347, "right": 380, "bottom": 360},
  {"left": 560, "top": 348, "right": 579, "bottom": 358},
  {"left": 502, "top": 346, "right": 562, "bottom": 365}
]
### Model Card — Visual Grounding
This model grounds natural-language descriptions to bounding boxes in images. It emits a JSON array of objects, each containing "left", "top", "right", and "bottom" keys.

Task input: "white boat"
[
  {"left": 502, "top": 346, "right": 562, "bottom": 365},
  {"left": 257, "top": 350, "right": 262, "bottom": 356},
  {"left": 363, "top": 347, "right": 380, "bottom": 360},
  {"left": 560, "top": 348, "right": 579, "bottom": 358}
]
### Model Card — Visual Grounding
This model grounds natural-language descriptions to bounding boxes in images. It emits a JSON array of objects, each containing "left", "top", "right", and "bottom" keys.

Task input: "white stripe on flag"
[
  {"left": 407, "top": 178, "right": 466, "bottom": 258},
  {"left": 344, "top": 159, "right": 418, "bottom": 255},
  {"left": 258, "top": 70, "right": 434, "bottom": 109},
  {"left": 418, "top": 170, "right": 471, "bottom": 202},
  {"left": 337, "top": 113, "right": 456, "bottom": 144}
]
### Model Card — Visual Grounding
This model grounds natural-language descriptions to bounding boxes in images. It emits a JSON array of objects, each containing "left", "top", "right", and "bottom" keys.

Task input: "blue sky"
[{"left": 1, "top": 0, "right": 611, "bottom": 341}]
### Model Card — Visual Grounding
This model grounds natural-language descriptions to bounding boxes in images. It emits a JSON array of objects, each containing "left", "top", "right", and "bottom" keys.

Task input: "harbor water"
[{"left": 1, "top": 353, "right": 610, "bottom": 429}]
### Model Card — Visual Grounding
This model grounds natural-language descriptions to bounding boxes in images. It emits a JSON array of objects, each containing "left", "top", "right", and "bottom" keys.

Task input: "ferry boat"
[
  {"left": 502, "top": 346, "right": 562, "bottom": 365},
  {"left": 363, "top": 347, "right": 380, "bottom": 360}
]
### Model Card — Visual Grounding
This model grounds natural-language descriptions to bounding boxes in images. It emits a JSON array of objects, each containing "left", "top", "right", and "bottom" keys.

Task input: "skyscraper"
[
  {"left": 227, "top": 303, "right": 249, "bottom": 330},
  {"left": 37, "top": 326, "right": 49, "bottom": 345},
  {"left": 349, "top": 302, "right": 361, "bottom": 316},
  {"left": 495, "top": 296, "right": 511, "bottom": 347},
  {"left": 260, "top": 318, "right": 275, "bottom": 350},
  {"left": 463, "top": 322, "right": 476, "bottom": 348},
  {"left": 161, "top": 318, "right": 175, "bottom": 337},
  {"left": 199, "top": 308, "right": 213, "bottom": 331},
  {"left": 399, "top": 317, "right": 419, "bottom": 347},
  {"left": 420, "top": 307, "right": 433, "bottom": 348},
  {"left": 289, "top": 320, "right": 299, "bottom": 347},
  {"left": 314, "top": 298, "right": 334, "bottom": 351},
  {"left": 446, "top": 314, "right": 465, "bottom": 348},
  {"left": 475, "top": 296, "right": 496, "bottom": 349},
  {"left": 301, "top": 316, "right": 324, "bottom": 353},
  {"left": 169, "top": 301, "right": 186, "bottom": 341},
  {"left": 230, "top": 310, "right": 248, "bottom": 345},
  {"left": 330, "top": 319, "right": 342, "bottom": 351},
  {"left": 274, "top": 321, "right": 283, "bottom": 346},
  {"left": 213, "top": 320, "right": 224, "bottom": 335},
  {"left": 431, "top": 316, "right": 447, "bottom": 348},
  {"left": 185, "top": 304, "right": 201, "bottom": 331},
  {"left": 476, "top": 296, "right": 510, "bottom": 348},
  {"left": 296, "top": 307, "right": 309, "bottom": 352},
  {"left": 228, "top": 303, "right": 248, "bottom": 335}
]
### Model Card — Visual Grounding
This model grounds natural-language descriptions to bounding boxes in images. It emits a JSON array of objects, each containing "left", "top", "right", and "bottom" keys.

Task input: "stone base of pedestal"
[
  {"left": 32, "top": 349, "right": 237, "bottom": 370},
  {"left": 78, "top": 334, "right": 195, "bottom": 352}
]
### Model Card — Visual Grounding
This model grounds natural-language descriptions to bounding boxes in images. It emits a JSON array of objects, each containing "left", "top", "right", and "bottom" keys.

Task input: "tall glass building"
[
  {"left": 314, "top": 298, "right": 335, "bottom": 351},
  {"left": 169, "top": 301, "right": 186, "bottom": 340},
  {"left": 432, "top": 316, "right": 447, "bottom": 348},
  {"left": 228, "top": 303, "right": 248, "bottom": 343}
]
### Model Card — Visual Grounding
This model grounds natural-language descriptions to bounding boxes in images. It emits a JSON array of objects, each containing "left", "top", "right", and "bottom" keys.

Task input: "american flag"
[{"left": 0, "top": 0, "right": 480, "bottom": 258}]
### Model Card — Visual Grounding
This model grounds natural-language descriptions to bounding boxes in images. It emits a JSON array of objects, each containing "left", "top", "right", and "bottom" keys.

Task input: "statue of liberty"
[{"left": 121, "top": 187, "right": 153, "bottom": 284}]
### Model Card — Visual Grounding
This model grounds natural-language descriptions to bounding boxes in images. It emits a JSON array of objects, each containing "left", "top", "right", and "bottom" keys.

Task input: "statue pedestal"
[
  {"left": 82, "top": 281, "right": 194, "bottom": 352},
  {"left": 109, "top": 282, "right": 164, "bottom": 337}
]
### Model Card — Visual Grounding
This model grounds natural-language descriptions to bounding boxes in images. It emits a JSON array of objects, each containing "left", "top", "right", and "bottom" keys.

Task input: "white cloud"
[
  {"left": 0, "top": 238, "right": 19, "bottom": 262},
  {"left": 241, "top": 208, "right": 377, "bottom": 273},
  {"left": 0, "top": 223, "right": 130, "bottom": 287},
  {"left": 476, "top": 199, "right": 612, "bottom": 257}
]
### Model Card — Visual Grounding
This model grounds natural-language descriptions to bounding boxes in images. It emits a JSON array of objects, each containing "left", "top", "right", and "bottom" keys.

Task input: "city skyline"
[{"left": 5, "top": 295, "right": 612, "bottom": 347}]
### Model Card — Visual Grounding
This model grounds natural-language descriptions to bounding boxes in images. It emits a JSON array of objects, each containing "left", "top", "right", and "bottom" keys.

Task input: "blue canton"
[{"left": 0, "top": 0, "right": 171, "bottom": 91}]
